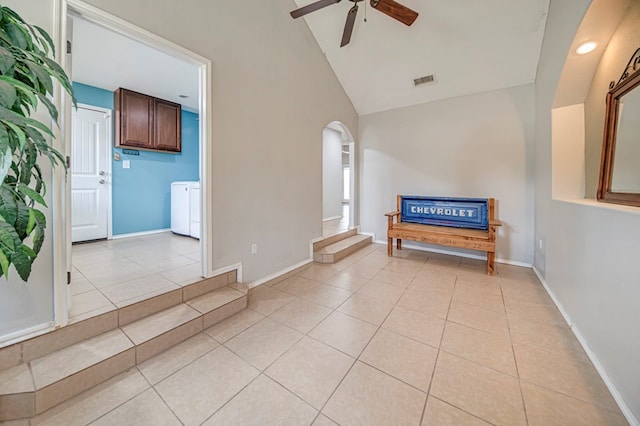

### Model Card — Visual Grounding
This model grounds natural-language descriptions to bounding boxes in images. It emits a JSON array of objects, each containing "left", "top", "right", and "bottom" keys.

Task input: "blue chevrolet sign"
[{"left": 400, "top": 196, "right": 489, "bottom": 230}]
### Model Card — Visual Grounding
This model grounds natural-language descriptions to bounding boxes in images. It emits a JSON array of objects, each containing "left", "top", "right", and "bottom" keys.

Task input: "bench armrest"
[
  {"left": 385, "top": 211, "right": 400, "bottom": 217},
  {"left": 489, "top": 219, "right": 502, "bottom": 227}
]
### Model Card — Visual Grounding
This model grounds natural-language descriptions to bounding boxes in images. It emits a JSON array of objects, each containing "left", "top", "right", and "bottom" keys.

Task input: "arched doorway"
[{"left": 322, "top": 121, "right": 355, "bottom": 236}]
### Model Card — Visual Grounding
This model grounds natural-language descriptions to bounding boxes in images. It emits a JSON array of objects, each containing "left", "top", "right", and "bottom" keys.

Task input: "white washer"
[
  {"left": 171, "top": 181, "right": 196, "bottom": 236},
  {"left": 189, "top": 182, "right": 200, "bottom": 239}
]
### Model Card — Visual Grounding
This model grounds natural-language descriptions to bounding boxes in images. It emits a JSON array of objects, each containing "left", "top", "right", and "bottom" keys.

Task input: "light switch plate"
[{"left": 123, "top": 160, "right": 130, "bottom": 169}]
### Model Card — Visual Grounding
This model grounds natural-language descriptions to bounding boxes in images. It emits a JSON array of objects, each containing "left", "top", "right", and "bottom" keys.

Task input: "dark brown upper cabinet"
[{"left": 115, "top": 88, "right": 182, "bottom": 153}]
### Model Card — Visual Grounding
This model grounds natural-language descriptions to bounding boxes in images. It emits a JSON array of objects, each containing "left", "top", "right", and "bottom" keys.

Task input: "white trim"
[
  {"left": 532, "top": 268, "right": 639, "bottom": 426},
  {"left": 110, "top": 228, "right": 172, "bottom": 239},
  {"left": 249, "top": 259, "right": 313, "bottom": 288},
  {"left": 323, "top": 215, "right": 343, "bottom": 222},
  {"left": 372, "top": 240, "right": 533, "bottom": 268},
  {"left": 211, "top": 262, "right": 243, "bottom": 284},
  {"left": 0, "top": 322, "right": 55, "bottom": 348},
  {"left": 54, "top": 0, "right": 70, "bottom": 330}
]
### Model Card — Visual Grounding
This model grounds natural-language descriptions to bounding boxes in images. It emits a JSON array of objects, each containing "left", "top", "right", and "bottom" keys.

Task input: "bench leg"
[
  {"left": 397, "top": 239, "right": 402, "bottom": 250},
  {"left": 387, "top": 238, "right": 393, "bottom": 256},
  {"left": 487, "top": 251, "right": 496, "bottom": 276}
]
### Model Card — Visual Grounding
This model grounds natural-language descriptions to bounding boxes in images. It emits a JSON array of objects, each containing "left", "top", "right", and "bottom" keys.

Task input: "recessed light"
[{"left": 576, "top": 41, "right": 597, "bottom": 55}]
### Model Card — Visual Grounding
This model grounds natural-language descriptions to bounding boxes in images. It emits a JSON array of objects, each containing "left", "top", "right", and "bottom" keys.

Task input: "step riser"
[
  {"left": 312, "top": 228, "right": 357, "bottom": 251},
  {"left": 0, "top": 269, "right": 238, "bottom": 370},
  {"left": 0, "top": 293, "right": 247, "bottom": 422},
  {"left": 136, "top": 318, "right": 203, "bottom": 364},
  {"left": 314, "top": 237, "right": 371, "bottom": 263},
  {"left": 36, "top": 349, "right": 136, "bottom": 415}
]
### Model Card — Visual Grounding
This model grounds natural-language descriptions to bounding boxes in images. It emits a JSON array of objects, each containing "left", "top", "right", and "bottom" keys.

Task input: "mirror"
[{"left": 597, "top": 47, "right": 640, "bottom": 207}]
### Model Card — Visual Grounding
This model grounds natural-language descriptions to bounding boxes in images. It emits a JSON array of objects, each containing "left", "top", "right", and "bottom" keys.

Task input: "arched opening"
[{"left": 322, "top": 121, "right": 355, "bottom": 236}]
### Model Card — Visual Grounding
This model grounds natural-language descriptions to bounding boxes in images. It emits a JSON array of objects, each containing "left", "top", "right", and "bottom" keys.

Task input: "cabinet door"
[
  {"left": 116, "top": 89, "right": 153, "bottom": 149},
  {"left": 154, "top": 99, "right": 182, "bottom": 152}
]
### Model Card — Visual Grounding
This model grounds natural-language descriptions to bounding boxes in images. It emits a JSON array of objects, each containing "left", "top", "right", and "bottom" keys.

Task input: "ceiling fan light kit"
[{"left": 290, "top": 0, "right": 418, "bottom": 47}]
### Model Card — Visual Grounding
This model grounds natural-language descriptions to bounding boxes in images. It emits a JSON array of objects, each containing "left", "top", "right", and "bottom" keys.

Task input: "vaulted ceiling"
[
  {"left": 73, "top": 0, "right": 550, "bottom": 117},
  {"left": 292, "top": 0, "right": 550, "bottom": 115}
]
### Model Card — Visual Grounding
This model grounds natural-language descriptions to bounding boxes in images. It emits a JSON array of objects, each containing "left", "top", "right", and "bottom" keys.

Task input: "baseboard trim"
[
  {"left": 249, "top": 259, "right": 313, "bottom": 289},
  {"left": 111, "top": 228, "right": 172, "bottom": 239},
  {"left": 322, "top": 215, "right": 343, "bottom": 222},
  {"left": 532, "top": 267, "right": 639, "bottom": 426},
  {"left": 0, "top": 322, "right": 55, "bottom": 348},
  {"left": 372, "top": 240, "right": 532, "bottom": 268}
]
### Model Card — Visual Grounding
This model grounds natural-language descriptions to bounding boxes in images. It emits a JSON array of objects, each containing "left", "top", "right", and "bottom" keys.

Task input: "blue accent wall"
[{"left": 72, "top": 82, "right": 200, "bottom": 236}]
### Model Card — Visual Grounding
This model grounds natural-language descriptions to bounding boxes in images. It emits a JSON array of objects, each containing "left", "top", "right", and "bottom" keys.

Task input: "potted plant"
[{"left": 0, "top": 5, "right": 74, "bottom": 280}]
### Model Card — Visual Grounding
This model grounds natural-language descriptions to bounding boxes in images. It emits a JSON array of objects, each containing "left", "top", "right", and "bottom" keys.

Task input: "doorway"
[
  {"left": 55, "top": 0, "right": 213, "bottom": 327},
  {"left": 322, "top": 121, "right": 355, "bottom": 237}
]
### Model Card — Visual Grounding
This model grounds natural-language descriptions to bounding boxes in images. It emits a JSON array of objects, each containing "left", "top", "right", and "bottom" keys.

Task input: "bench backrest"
[{"left": 398, "top": 195, "right": 492, "bottom": 230}]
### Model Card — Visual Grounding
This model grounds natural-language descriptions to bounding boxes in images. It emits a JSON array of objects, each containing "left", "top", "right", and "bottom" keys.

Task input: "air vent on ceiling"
[{"left": 414, "top": 74, "right": 435, "bottom": 86}]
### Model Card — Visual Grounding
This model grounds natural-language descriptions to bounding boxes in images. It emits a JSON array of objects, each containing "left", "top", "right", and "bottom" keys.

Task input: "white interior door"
[{"left": 71, "top": 106, "right": 110, "bottom": 242}]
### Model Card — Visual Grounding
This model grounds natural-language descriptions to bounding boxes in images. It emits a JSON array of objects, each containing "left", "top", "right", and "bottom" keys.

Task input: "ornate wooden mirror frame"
[{"left": 597, "top": 47, "right": 640, "bottom": 207}]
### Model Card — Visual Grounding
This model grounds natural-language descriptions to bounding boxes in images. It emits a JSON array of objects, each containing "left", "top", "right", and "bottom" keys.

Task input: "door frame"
[
  {"left": 53, "top": 0, "right": 214, "bottom": 328},
  {"left": 72, "top": 103, "right": 113, "bottom": 241}
]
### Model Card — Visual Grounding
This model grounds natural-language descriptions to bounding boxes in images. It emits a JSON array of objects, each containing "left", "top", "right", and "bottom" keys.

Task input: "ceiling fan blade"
[
  {"left": 340, "top": 4, "right": 359, "bottom": 47},
  {"left": 290, "top": 0, "right": 342, "bottom": 19},
  {"left": 370, "top": 0, "right": 418, "bottom": 26}
]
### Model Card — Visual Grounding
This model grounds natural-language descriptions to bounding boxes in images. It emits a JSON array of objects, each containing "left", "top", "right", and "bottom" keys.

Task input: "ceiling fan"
[{"left": 290, "top": 0, "right": 419, "bottom": 47}]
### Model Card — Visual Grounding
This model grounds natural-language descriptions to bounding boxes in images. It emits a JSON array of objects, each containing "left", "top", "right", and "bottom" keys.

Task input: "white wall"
[
  {"left": 359, "top": 85, "right": 535, "bottom": 265},
  {"left": 536, "top": 0, "right": 640, "bottom": 422},
  {"left": 75, "top": 0, "right": 358, "bottom": 282},
  {"left": 322, "top": 127, "right": 344, "bottom": 220},
  {"left": 1, "top": 0, "right": 357, "bottom": 343},
  {"left": 0, "top": 1, "right": 59, "bottom": 344}
]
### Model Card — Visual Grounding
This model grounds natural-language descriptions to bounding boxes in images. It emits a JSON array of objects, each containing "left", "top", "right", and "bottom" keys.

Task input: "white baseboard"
[
  {"left": 372, "top": 240, "right": 532, "bottom": 268},
  {"left": 249, "top": 258, "right": 313, "bottom": 288},
  {"left": 111, "top": 228, "right": 172, "bottom": 239},
  {"left": 0, "top": 322, "right": 55, "bottom": 348},
  {"left": 532, "top": 267, "right": 639, "bottom": 426},
  {"left": 323, "top": 215, "right": 343, "bottom": 222}
]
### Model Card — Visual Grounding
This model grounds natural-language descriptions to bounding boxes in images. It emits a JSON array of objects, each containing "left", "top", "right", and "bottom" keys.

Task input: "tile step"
[
  {"left": 314, "top": 234, "right": 372, "bottom": 264},
  {"left": 0, "top": 285, "right": 247, "bottom": 421},
  {"left": 312, "top": 228, "right": 357, "bottom": 251}
]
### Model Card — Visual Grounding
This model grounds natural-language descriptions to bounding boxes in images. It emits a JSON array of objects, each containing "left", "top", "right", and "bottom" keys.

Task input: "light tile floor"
[
  {"left": 323, "top": 204, "right": 350, "bottom": 237},
  {"left": 34, "top": 244, "right": 627, "bottom": 425},
  {"left": 70, "top": 232, "right": 201, "bottom": 323}
]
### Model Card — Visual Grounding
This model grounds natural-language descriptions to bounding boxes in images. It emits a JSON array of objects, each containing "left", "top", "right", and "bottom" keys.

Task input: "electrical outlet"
[
  {"left": 251, "top": 243, "right": 257, "bottom": 255},
  {"left": 538, "top": 239, "right": 543, "bottom": 250}
]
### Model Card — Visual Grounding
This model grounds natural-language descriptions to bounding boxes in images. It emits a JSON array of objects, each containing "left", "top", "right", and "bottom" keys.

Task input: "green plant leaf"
[
  {"left": 0, "top": 145, "right": 11, "bottom": 184},
  {"left": 31, "top": 208, "right": 46, "bottom": 255},
  {"left": 0, "top": 80, "right": 17, "bottom": 108},
  {"left": 0, "top": 186, "right": 17, "bottom": 225},
  {"left": 25, "top": 207, "right": 35, "bottom": 235},
  {"left": 5, "top": 22, "right": 28, "bottom": 50},
  {"left": 0, "top": 220, "right": 18, "bottom": 251},
  {"left": 14, "top": 199, "right": 29, "bottom": 239},
  {"left": 34, "top": 26, "right": 55, "bottom": 57},
  {"left": 17, "top": 183, "right": 46, "bottom": 207},
  {"left": 25, "top": 60, "right": 53, "bottom": 95},
  {"left": 11, "top": 248, "right": 32, "bottom": 281},
  {"left": 35, "top": 92, "right": 57, "bottom": 123},
  {"left": 0, "top": 46, "right": 16, "bottom": 74},
  {"left": 0, "top": 249, "right": 9, "bottom": 278}
]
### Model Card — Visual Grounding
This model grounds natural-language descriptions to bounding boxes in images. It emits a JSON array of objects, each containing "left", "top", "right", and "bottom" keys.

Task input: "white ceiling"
[
  {"left": 293, "top": 0, "right": 550, "bottom": 115},
  {"left": 72, "top": 1, "right": 550, "bottom": 117},
  {"left": 71, "top": 16, "right": 200, "bottom": 111}
]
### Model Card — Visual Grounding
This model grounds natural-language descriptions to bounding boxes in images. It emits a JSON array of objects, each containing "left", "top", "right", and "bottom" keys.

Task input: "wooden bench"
[{"left": 385, "top": 196, "right": 502, "bottom": 275}]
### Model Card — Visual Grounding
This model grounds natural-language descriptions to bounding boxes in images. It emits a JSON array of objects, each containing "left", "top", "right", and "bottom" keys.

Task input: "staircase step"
[
  {"left": 312, "top": 228, "right": 357, "bottom": 252},
  {"left": 0, "top": 285, "right": 247, "bottom": 421},
  {"left": 314, "top": 234, "right": 372, "bottom": 263}
]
